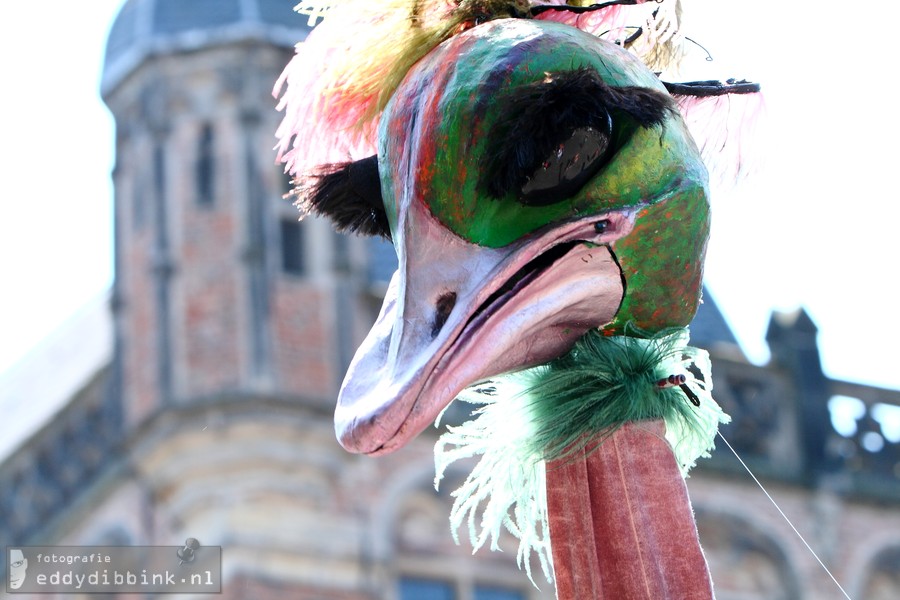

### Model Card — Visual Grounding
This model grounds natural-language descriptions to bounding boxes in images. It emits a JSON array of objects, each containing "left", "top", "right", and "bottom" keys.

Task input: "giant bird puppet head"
[
  {"left": 343, "top": 19, "right": 713, "bottom": 456},
  {"left": 276, "top": 0, "right": 759, "bottom": 582}
]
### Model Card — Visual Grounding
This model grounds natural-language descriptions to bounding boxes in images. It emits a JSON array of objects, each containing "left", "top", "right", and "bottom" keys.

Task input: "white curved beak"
[{"left": 335, "top": 198, "right": 634, "bottom": 455}]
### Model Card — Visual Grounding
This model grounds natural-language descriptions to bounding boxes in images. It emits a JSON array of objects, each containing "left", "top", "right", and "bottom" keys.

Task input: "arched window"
[
  {"left": 280, "top": 218, "right": 305, "bottom": 276},
  {"left": 196, "top": 123, "right": 215, "bottom": 206},
  {"left": 695, "top": 510, "right": 801, "bottom": 600}
]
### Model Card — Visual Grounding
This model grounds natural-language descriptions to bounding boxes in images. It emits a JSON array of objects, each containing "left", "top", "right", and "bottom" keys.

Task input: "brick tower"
[{"left": 102, "top": 0, "right": 391, "bottom": 428}]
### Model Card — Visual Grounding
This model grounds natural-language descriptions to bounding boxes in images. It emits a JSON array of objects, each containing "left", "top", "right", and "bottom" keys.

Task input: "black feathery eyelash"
[
  {"left": 294, "top": 155, "right": 391, "bottom": 239},
  {"left": 662, "top": 79, "right": 761, "bottom": 98},
  {"left": 484, "top": 67, "right": 676, "bottom": 204}
]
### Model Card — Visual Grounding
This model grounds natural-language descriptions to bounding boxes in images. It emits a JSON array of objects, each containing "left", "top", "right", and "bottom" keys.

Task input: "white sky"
[
  {"left": 1, "top": 1, "right": 899, "bottom": 395},
  {"left": 1, "top": 1, "right": 121, "bottom": 373}
]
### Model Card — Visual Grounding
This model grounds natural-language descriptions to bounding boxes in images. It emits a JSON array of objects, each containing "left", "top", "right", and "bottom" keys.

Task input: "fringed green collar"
[{"left": 434, "top": 327, "right": 729, "bottom": 583}]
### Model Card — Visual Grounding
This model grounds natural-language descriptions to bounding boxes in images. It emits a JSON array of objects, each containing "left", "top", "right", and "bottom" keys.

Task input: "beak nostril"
[
  {"left": 594, "top": 219, "right": 611, "bottom": 234},
  {"left": 431, "top": 292, "right": 458, "bottom": 339}
]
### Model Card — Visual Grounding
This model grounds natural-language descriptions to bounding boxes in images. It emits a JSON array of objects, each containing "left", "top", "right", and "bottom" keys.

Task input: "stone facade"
[{"left": 2, "top": 2, "right": 899, "bottom": 599}]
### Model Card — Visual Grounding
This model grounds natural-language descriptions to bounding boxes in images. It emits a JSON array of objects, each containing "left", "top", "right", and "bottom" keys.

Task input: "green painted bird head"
[{"left": 278, "top": 14, "right": 710, "bottom": 455}]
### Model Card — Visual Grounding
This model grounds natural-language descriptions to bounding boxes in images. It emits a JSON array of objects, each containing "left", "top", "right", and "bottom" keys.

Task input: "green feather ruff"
[
  {"left": 521, "top": 326, "right": 726, "bottom": 465},
  {"left": 434, "top": 327, "right": 729, "bottom": 584}
]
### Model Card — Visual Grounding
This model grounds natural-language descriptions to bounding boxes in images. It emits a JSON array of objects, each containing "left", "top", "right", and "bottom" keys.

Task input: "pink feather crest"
[
  {"left": 274, "top": 8, "right": 383, "bottom": 180},
  {"left": 671, "top": 87, "right": 766, "bottom": 189},
  {"left": 274, "top": 0, "right": 481, "bottom": 179}
]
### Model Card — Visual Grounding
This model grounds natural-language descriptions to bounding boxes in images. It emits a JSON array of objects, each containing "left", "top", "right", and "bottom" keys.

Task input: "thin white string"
[{"left": 717, "top": 431, "right": 853, "bottom": 600}]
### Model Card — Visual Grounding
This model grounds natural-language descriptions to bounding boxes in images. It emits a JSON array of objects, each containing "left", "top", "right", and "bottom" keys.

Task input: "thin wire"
[{"left": 717, "top": 431, "right": 853, "bottom": 600}]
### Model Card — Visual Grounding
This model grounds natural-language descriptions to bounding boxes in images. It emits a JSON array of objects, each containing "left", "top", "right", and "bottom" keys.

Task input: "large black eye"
[
  {"left": 484, "top": 68, "right": 675, "bottom": 206},
  {"left": 520, "top": 118, "right": 613, "bottom": 206}
]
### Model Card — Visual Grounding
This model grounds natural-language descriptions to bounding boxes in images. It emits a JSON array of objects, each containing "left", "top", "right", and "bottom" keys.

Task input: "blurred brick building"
[{"left": 2, "top": 1, "right": 899, "bottom": 598}]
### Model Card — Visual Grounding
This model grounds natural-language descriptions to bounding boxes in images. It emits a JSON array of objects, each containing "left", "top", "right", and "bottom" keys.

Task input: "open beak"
[{"left": 336, "top": 198, "right": 633, "bottom": 455}]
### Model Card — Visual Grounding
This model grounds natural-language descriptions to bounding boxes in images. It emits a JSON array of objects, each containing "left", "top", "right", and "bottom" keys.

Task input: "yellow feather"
[{"left": 295, "top": 0, "right": 532, "bottom": 132}]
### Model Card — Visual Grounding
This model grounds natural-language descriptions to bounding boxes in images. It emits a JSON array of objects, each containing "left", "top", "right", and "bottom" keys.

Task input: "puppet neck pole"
[{"left": 546, "top": 420, "right": 714, "bottom": 599}]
